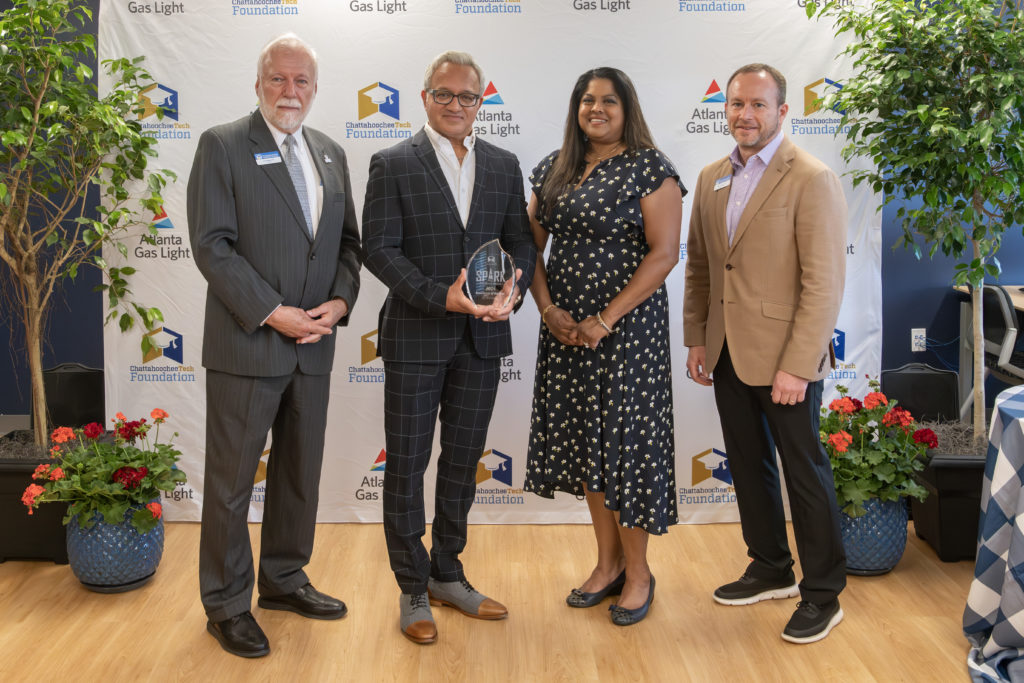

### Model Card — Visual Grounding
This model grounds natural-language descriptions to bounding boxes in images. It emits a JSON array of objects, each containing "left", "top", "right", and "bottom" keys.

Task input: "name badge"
[
  {"left": 714, "top": 175, "right": 732, "bottom": 191},
  {"left": 254, "top": 151, "right": 282, "bottom": 166}
]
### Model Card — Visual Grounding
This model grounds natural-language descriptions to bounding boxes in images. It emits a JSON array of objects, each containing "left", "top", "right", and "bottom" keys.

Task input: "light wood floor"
[{"left": 0, "top": 521, "right": 973, "bottom": 682}]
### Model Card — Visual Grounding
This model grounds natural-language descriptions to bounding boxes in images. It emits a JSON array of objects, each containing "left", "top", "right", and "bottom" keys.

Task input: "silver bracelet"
[{"left": 596, "top": 312, "right": 613, "bottom": 334}]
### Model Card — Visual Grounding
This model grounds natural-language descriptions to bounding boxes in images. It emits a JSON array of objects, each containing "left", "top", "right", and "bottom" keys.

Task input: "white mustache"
[{"left": 277, "top": 98, "right": 302, "bottom": 109}]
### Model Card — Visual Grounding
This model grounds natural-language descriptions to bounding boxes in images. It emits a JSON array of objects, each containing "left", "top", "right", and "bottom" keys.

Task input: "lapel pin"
[{"left": 322, "top": 153, "right": 332, "bottom": 163}]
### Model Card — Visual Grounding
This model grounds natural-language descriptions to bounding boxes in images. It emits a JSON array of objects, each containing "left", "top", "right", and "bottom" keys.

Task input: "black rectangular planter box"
[
  {"left": 0, "top": 459, "right": 68, "bottom": 564},
  {"left": 911, "top": 452, "right": 986, "bottom": 562}
]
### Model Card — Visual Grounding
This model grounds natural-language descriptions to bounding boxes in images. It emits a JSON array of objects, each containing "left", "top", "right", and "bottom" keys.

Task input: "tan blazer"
[{"left": 683, "top": 136, "right": 847, "bottom": 386}]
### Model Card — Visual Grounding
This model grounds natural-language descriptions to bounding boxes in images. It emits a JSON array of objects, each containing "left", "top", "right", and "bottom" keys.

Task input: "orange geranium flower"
[
  {"left": 829, "top": 397, "right": 857, "bottom": 414},
  {"left": 115, "top": 412, "right": 127, "bottom": 422},
  {"left": 827, "top": 431, "right": 853, "bottom": 453},
  {"left": 146, "top": 502, "right": 163, "bottom": 519},
  {"left": 49, "top": 426, "right": 75, "bottom": 444},
  {"left": 21, "top": 483, "right": 46, "bottom": 512},
  {"left": 49, "top": 467, "right": 65, "bottom": 481},
  {"left": 150, "top": 408, "right": 169, "bottom": 423},
  {"left": 863, "top": 392, "right": 888, "bottom": 410}
]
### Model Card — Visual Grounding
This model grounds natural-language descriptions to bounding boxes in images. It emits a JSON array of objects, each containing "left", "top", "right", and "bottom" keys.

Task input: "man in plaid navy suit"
[{"left": 362, "top": 50, "right": 535, "bottom": 644}]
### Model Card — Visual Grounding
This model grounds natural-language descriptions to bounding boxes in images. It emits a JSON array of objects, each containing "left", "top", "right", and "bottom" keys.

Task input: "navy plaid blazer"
[{"left": 362, "top": 128, "right": 536, "bottom": 363}]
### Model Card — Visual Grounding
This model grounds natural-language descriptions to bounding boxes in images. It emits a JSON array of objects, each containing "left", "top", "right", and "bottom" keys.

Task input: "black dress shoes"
[
  {"left": 207, "top": 611, "right": 270, "bottom": 658},
  {"left": 258, "top": 583, "right": 348, "bottom": 620}
]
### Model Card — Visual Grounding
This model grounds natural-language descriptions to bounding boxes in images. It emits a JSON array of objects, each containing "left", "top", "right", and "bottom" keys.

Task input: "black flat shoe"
[
  {"left": 609, "top": 575, "right": 655, "bottom": 626},
  {"left": 207, "top": 611, "right": 270, "bottom": 658},
  {"left": 566, "top": 569, "right": 627, "bottom": 608},
  {"left": 258, "top": 583, "right": 348, "bottom": 620}
]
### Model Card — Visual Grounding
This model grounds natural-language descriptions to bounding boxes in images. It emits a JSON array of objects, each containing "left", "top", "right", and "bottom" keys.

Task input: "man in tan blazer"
[{"left": 683, "top": 63, "right": 848, "bottom": 645}]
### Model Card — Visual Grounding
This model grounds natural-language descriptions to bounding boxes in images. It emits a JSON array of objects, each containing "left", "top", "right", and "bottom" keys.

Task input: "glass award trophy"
[{"left": 464, "top": 239, "right": 516, "bottom": 306}]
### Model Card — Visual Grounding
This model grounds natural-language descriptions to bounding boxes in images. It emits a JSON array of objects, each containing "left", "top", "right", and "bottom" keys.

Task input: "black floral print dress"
[{"left": 524, "top": 148, "right": 685, "bottom": 534}]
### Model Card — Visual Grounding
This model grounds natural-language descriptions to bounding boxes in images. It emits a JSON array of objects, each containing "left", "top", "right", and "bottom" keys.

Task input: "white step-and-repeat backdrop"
[{"left": 99, "top": 0, "right": 881, "bottom": 526}]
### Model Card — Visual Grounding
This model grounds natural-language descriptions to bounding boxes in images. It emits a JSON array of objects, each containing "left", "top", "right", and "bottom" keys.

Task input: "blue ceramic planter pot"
[
  {"left": 840, "top": 497, "right": 909, "bottom": 576},
  {"left": 66, "top": 505, "right": 164, "bottom": 592}
]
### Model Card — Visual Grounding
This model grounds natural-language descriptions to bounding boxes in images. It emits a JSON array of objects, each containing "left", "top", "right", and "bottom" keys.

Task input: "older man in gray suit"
[{"left": 187, "top": 33, "right": 361, "bottom": 658}]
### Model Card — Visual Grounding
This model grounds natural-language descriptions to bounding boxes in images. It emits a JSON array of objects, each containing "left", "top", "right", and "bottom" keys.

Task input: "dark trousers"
[
  {"left": 382, "top": 338, "right": 500, "bottom": 594},
  {"left": 713, "top": 343, "right": 846, "bottom": 604},
  {"left": 199, "top": 368, "right": 330, "bottom": 622}
]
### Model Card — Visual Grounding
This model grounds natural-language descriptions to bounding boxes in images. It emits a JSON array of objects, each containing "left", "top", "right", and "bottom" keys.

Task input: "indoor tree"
[
  {"left": 807, "top": 0, "right": 1024, "bottom": 440},
  {"left": 0, "top": 0, "right": 172, "bottom": 445}
]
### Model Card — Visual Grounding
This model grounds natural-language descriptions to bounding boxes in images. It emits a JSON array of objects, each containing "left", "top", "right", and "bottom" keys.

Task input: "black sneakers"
[
  {"left": 781, "top": 600, "right": 844, "bottom": 644},
  {"left": 713, "top": 570, "right": 799, "bottom": 606}
]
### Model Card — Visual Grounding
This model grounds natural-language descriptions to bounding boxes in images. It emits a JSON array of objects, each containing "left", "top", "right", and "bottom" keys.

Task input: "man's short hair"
[
  {"left": 257, "top": 33, "right": 318, "bottom": 81},
  {"left": 726, "top": 63, "right": 787, "bottom": 106},
  {"left": 422, "top": 50, "right": 485, "bottom": 95}
]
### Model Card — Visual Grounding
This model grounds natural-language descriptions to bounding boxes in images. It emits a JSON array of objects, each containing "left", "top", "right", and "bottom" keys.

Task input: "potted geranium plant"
[
  {"left": 22, "top": 409, "right": 186, "bottom": 592},
  {"left": 821, "top": 379, "right": 935, "bottom": 575}
]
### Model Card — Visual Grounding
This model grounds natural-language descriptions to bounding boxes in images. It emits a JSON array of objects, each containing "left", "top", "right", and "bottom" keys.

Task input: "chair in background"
[
  {"left": 982, "top": 284, "right": 1024, "bottom": 385},
  {"left": 881, "top": 362, "right": 960, "bottom": 423},
  {"left": 960, "top": 284, "right": 1024, "bottom": 419},
  {"left": 29, "top": 362, "right": 105, "bottom": 429}
]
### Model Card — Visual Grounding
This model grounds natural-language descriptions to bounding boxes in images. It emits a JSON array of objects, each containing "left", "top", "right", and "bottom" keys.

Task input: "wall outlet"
[{"left": 911, "top": 328, "right": 926, "bottom": 352}]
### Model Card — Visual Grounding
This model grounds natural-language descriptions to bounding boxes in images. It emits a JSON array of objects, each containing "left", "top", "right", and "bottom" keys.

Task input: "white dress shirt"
[{"left": 424, "top": 122, "right": 476, "bottom": 227}]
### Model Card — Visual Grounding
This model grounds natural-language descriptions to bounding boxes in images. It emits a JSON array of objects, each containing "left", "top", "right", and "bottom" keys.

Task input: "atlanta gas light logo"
[
  {"left": 686, "top": 80, "right": 731, "bottom": 138},
  {"left": 353, "top": 450, "right": 386, "bottom": 502},
  {"left": 349, "top": 0, "right": 407, "bottom": 13},
  {"left": 473, "top": 82, "right": 521, "bottom": 139},
  {"left": 678, "top": 447, "right": 737, "bottom": 506},
  {"left": 571, "top": 0, "right": 632, "bottom": 13},
  {"left": 133, "top": 207, "right": 191, "bottom": 262}
]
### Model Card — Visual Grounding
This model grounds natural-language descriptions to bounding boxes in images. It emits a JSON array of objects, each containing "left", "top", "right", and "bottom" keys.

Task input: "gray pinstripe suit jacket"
[
  {"left": 188, "top": 110, "right": 362, "bottom": 377},
  {"left": 361, "top": 128, "right": 535, "bottom": 363}
]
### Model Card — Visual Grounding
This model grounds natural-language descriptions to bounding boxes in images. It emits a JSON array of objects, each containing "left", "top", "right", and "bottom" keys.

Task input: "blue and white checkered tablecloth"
[{"left": 964, "top": 385, "right": 1024, "bottom": 682}]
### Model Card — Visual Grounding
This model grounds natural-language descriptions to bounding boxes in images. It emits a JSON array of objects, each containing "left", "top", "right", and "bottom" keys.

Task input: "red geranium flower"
[
  {"left": 883, "top": 407, "right": 914, "bottom": 428},
  {"left": 146, "top": 502, "right": 163, "bottom": 519},
  {"left": 913, "top": 428, "right": 939, "bottom": 449},
  {"left": 112, "top": 466, "right": 148, "bottom": 490},
  {"left": 116, "top": 419, "right": 147, "bottom": 444},
  {"left": 83, "top": 422, "right": 103, "bottom": 439},
  {"left": 32, "top": 463, "right": 51, "bottom": 480}
]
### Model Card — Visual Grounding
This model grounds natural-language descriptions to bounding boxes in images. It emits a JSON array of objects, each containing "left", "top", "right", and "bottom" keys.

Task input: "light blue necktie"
[{"left": 283, "top": 133, "right": 313, "bottom": 238}]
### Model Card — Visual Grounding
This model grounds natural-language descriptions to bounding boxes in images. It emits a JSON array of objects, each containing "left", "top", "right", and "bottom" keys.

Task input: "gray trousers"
[{"left": 199, "top": 368, "right": 330, "bottom": 622}]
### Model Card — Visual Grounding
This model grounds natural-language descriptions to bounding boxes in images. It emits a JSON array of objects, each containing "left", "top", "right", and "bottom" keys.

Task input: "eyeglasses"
[{"left": 426, "top": 89, "right": 481, "bottom": 107}]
